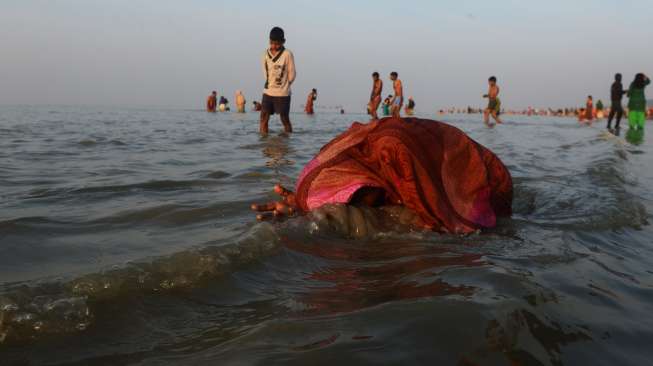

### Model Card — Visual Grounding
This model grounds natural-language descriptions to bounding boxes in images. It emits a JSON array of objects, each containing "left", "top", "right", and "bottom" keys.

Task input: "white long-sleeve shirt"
[{"left": 262, "top": 48, "right": 296, "bottom": 97}]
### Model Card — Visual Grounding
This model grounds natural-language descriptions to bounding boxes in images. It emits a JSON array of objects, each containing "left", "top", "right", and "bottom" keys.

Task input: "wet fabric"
[
  {"left": 629, "top": 111, "right": 646, "bottom": 130},
  {"left": 295, "top": 117, "right": 513, "bottom": 234}
]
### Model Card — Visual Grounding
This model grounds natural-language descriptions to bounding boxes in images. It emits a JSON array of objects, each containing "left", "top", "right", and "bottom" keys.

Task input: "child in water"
[
  {"left": 382, "top": 95, "right": 392, "bottom": 116},
  {"left": 260, "top": 27, "right": 296, "bottom": 135},
  {"left": 483, "top": 76, "right": 503, "bottom": 125}
]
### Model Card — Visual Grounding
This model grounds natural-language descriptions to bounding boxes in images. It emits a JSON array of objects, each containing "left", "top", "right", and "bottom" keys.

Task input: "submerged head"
[
  {"left": 269, "top": 27, "right": 285, "bottom": 52},
  {"left": 390, "top": 72, "right": 398, "bottom": 81}
]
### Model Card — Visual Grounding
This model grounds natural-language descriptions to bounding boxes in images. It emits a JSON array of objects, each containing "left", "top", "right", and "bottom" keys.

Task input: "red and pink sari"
[{"left": 295, "top": 118, "right": 513, "bottom": 234}]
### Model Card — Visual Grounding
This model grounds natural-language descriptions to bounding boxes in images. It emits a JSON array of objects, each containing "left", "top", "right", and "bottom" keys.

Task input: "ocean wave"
[{"left": 0, "top": 223, "right": 280, "bottom": 344}]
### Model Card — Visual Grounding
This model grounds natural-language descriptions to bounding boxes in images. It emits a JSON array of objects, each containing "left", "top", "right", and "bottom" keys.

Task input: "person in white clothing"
[{"left": 260, "top": 27, "right": 296, "bottom": 136}]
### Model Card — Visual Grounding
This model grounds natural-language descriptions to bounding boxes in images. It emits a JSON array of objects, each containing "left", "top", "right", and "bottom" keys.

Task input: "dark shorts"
[
  {"left": 611, "top": 101, "right": 623, "bottom": 112},
  {"left": 261, "top": 94, "right": 291, "bottom": 116}
]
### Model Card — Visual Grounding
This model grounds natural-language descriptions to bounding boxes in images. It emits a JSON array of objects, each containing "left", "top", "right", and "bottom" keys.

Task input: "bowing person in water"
[{"left": 252, "top": 117, "right": 513, "bottom": 237}]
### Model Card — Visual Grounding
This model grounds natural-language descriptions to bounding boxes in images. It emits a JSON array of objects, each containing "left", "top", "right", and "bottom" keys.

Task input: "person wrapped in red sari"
[
  {"left": 305, "top": 89, "right": 317, "bottom": 115},
  {"left": 252, "top": 117, "right": 512, "bottom": 235}
]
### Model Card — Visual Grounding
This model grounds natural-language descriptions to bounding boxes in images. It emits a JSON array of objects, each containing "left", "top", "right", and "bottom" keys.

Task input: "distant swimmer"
[
  {"left": 584, "top": 96, "right": 594, "bottom": 122},
  {"left": 405, "top": 97, "right": 415, "bottom": 116},
  {"left": 382, "top": 95, "right": 392, "bottom": 116},
  {"left": 207, "top": 91, "right": 217, "bottom": 112},
  {"left": 367, "top": 72, "right": 383, "bottom": 120},
  {"left": 260, "top": 27, "right": 296, "bottom": 136},
  {"left": 253, "top": 101, "right": 262, "bottom": 112},
  {"left": 235, "top": 91, "right": 246, "bottom": 113},
  {"left": 390, "top": 72, "right": 403, "bottom": 119},
  {"left": 596, "top": 100, "right": 604, "bottom": 119},
  {"left": 607, "top": 73, "right": 626, "bottom": 131},
  {"left": 305, "top": 89, "right": 317, "bottom": 115},
  {"left": 340, "top": 108, "right": 345, "bottom": 114},
  {"left": 483, "top": 76, "right": 503, "bottom": 126},
  {"left": 219, "top": 96, "right": 229, "bottom": 112},
  {"left": 627, "top": 73, "right": 650, "bottom": 131}
]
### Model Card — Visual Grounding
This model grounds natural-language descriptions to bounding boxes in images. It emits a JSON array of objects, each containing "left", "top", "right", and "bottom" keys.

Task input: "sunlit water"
[{"left": 1, "top": 106, "right": 653, "bottom": 365}]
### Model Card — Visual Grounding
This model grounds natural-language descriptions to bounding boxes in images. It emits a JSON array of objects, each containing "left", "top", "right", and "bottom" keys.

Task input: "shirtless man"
[
  {"left": 368, "top": 72, "right": 383, "bottom": 120},
  {"left": 389, "top": 72, "right": 403, "bottom": 118},
  {"left": 483, "top": 76, "right": 503, "bottom": 125}
]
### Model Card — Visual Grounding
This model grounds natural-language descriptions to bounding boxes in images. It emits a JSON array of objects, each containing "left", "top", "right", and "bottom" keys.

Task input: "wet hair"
[
  {"left": 489, "top": 76, "right": 497, "bottom": 82},
  {"left": 615, "top": 73, "right": 622, "bottom": 82},
  {"left": 633, "top": 73, "right": 647, "bottom": 89},
  {"left": 588, "top": 95, "right": 593, "bottom": 100},
  {"left": 372, "top": 72, "right": 379, "bottom": 78},
  {"left": 390, "top": 72, "right": 398, "bottom": 77}
]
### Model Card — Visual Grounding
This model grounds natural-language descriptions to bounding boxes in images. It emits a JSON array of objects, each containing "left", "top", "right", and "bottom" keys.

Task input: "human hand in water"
[{"left": 251, "top": 184, "right": 298, "bottom": 221}]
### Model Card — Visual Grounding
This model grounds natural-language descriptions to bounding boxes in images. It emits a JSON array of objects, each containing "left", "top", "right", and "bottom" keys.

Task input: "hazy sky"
[{"left": 1, "top": 0, "right": 651, "bottom": 111}]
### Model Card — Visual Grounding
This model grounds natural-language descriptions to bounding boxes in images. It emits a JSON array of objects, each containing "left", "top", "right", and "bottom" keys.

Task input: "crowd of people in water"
[
  {"left": 200, "top": 26, "right": 651, "bottom": 232},
  {"left": 204, "top": 26, "right": 650, "bottom": 137}
]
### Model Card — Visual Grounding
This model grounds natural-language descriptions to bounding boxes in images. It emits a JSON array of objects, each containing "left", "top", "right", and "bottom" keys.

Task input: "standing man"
[
  {"left": 206, "top": 91, "right": 217, "bottom": 112},
  {"left": 483, "top": 76, "right": 503, "bottom": 125},
  {"left": 305, "top": 89, "right": 317, "bottom": 115},
  {"left": 607, "top": 73, "right": 626, "bottom": 131},
  {"left": 368, "top": 72, "right": 383, "bottom": 120},
  {"left": 389, "top": 72, "right": 403, "bottom": 118},
  {"left": 260, "top": 27, "right": 296, "bottom": 136}
]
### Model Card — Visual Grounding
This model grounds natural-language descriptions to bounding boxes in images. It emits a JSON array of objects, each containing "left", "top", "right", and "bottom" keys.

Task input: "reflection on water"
[{"left": 1, "top": 106, "right": 653, "bottom": 365}]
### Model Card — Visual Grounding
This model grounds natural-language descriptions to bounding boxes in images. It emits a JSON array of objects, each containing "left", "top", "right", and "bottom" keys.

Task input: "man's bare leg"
[
  {"left": 492, "top": 112, "right": 503, "bottom": 124},
  {"left": 260, "top": 111, "right": 271, "bottom": 136},
  {"left": 369, "top": 102, "right": 379, "bottom": 120},
  {"left": 280, "top": 114, "right": 293, "bottom": 134},
  {"left": 483, "top": 109, "right": 491, "bottom": 126}
]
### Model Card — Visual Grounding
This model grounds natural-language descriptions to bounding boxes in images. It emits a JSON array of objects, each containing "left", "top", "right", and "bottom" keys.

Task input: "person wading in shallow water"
[
  {"left": 483, "top": 76, "right": 503, "bottom": 126},
  {"left": 368, "top": 72, "right": 383, "bottom": 120},
  {"left": 206, "top": 91, "right": 217, "bottom": 112},
  {"left": 389, "top": 72, "right": 403, "bottom": 119},
  {"left": 259, "top": 27, "right": 296, "bottom": 136},
  {"left": 305, "top": 89, "right": 317, "bottom": 115},
  {"left": 607, "top": 73, "right": 626, "bottom": 131},
  {"left": 627, "top": 73, "right": 650, "bottom": 131}
]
